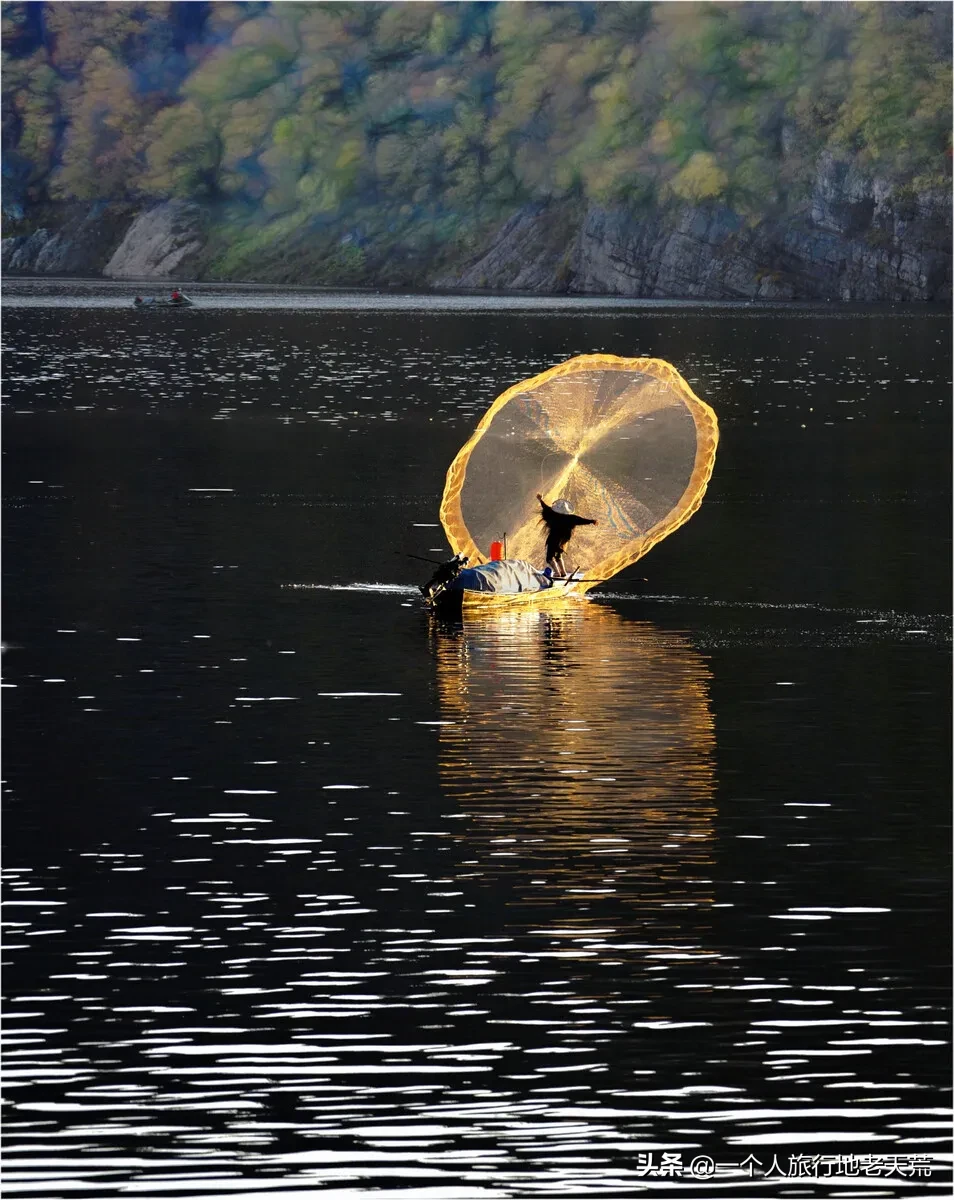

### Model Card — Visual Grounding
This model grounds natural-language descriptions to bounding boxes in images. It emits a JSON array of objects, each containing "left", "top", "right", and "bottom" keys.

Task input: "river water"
[{"left": 2, "top": 280, "right": 950, "bottom": 1198}]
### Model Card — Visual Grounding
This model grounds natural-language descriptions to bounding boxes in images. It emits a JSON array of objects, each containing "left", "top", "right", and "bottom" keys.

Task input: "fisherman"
[{"left": 536, "top": 493, "right": 597, "bottom": 578}]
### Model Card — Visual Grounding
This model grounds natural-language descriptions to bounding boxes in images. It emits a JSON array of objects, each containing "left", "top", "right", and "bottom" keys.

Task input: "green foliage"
[
  {"left": 208, "top": 207, "right": 313, "bottom": 277},
  {"left": 2, "top": 50, "right": 61, "bottom": 189},
  {"left": 2, "top": 1, "right": 950, "bottom": 238},
  {"left": 141, "top": 101, "right": 221, "bottom": 199},
  {"left": 831, "top": 3, "right": 952, "bottom": 178}
]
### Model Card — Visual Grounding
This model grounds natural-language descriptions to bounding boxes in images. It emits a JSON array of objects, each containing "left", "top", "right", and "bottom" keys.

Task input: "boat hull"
[
  {"left": 428, "top": 581, "right": 588, "bottom": 619},
  {"left": 133, "top": 298, "right": 193, "bottom": 308},
  {"left": 422, "top": 556, "right": 591, "bottom": 618}
]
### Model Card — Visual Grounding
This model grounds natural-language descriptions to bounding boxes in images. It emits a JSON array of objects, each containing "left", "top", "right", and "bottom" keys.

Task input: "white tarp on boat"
[{"left": 449, "top": 559, "right": 552, "bottom": 595}]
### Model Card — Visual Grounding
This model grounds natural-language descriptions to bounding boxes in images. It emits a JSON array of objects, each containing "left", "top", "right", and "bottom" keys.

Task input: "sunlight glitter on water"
[
  {"left": 3, "top": 289, "right": 950, "bottom": 1197},
  {"left": 8, "top": 600, "right": 948, "bottom": 1193}
]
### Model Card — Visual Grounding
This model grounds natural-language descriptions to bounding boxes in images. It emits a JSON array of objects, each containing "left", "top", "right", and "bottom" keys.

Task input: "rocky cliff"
[
  {"left": 441, "top": 156, "right": 951, "bottom": 301},
  {"left": 1, "top": 202, "right": 135, "bottom": 277},
  {"left": 2, "top": 199, "right": 204, "bottom": 282},
  {"left": 2, "top": 155, "right": 949, "bottom": 300},
  {"left": 103, "top": 201, "right": 205, "bottom": 280}
]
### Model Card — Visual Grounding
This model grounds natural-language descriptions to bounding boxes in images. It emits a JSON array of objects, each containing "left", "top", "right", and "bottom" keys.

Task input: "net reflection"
[{"left": 432, "top": 601, "right": 717, "bottom": 951}]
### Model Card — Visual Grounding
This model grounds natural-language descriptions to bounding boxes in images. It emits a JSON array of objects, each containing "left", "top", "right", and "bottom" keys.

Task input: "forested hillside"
[{"left": 2, "top": 1, "right": 951, "bottom": 294}]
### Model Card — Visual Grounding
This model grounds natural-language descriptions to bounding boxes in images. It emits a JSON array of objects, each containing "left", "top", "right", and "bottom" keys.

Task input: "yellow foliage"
[
  {"left": 669, "top": 152, "right": 729, "bottom": 202},
  {"left": 587, "top": 148, "right": 646, "bottom": 204},
  {"left": 649, "top": 119, "right": 674, "bottom": 155},
  {"left": 336, "top": 139, "right": 362, "bottom": 171},
  {"left": 296, "top": 170, "right": 339, "bottom": 213}
]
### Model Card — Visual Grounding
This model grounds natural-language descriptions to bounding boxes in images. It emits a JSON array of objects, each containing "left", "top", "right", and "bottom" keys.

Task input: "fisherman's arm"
[{"left": 536, "top": 493, "right": 554, "bottom": 518}]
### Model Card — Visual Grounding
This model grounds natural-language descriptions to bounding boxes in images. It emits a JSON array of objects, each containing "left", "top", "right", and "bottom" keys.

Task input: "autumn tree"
[
  {"left": 140, "top": 100, "right": 222, "bottom": 199},
  {"left": 50, "top": 45, "right": 145, "bottom": 200}
]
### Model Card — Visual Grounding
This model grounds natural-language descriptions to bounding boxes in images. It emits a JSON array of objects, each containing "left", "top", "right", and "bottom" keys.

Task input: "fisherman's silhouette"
[
  {"left": 537, "top": 492, "right": 597, "bottom": 576},
  {"left": 537, "top": 494, "right": 597, "bottom": 578}
]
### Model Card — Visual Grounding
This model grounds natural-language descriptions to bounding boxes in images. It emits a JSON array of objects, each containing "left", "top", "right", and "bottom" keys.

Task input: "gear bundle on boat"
[{"left": 422, "top": 354, "right": 718, "bottom": 614}]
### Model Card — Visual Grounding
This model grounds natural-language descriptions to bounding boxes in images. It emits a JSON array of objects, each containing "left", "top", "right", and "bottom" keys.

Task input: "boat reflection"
[{"left": 431, "top": 601, "right": 717, "bottom": 952}]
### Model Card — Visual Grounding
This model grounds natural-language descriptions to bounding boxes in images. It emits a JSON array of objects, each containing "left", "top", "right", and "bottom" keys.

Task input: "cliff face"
[
  {"left": 1, "top": 203, "right": 135, "bottom": 277},
  {"left": 103, "top": 201, "right": 204, "bottom": 280},
  {"left": 2, "top": 155, "right": 949, "bottom": 300},
  {"left": 443, "top": 155, "right": 951, "bottom": 301},
  {"left": 2, "top": 200, "right": 203, "bottom": 281}
]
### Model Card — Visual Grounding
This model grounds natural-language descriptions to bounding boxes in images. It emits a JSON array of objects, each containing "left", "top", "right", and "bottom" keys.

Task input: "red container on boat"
[{"left": 489, "top": 540, "right": 503, "bottom": 560}]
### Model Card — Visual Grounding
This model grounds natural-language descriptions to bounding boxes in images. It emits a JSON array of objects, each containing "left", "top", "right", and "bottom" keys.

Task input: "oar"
[
  {"left": 556, "top": 575, "right": 648, "bottom": 586},
  {"left": 399, "top": 551, "right": 450, "bottom": 566}
]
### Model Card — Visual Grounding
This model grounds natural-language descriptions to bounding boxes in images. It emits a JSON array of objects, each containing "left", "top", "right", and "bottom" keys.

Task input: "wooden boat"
[{"left": 422, "top": 557, "right": 588, "bottom": 617}]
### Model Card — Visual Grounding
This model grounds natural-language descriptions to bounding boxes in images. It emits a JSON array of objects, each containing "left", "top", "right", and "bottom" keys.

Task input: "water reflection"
[{"left": 433, "top": 603, "right": 716, "bottom": 947}]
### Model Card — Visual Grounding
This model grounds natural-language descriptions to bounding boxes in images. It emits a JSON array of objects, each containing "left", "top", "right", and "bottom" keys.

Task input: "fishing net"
[{"left": 440, "top": 355, "right": 718, "bottom": 592}]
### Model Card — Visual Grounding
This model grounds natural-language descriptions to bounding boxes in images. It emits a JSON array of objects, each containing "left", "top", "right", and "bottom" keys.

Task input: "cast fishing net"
[{"left": 440, "top": 355, "right": 719, "bottom": 593}]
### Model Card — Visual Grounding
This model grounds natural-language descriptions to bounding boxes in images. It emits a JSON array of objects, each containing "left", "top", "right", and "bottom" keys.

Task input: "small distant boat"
[{"left": 133, "top": 292, "right": 193, "bottom": 308}]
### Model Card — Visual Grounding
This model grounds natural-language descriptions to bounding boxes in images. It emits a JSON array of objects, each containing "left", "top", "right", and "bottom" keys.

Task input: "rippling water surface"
[{"left": 2, "top": 281, "right": 950, "bottom": 1197}]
